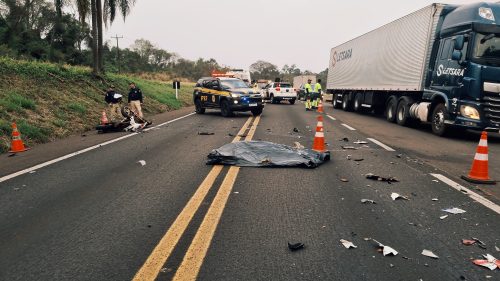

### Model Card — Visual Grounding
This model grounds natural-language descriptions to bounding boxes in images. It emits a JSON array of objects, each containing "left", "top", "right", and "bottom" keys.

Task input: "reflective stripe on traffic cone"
[
  {"left": 461, "top": 131, "right": 496, "bottom": 184},
  {"left": 312, "top": 115, "right": 326, "bottom": 152},
  {"left": 9, "top": 123, "right": 29, "bottom": 153},
  {"left": 317, "top": 100, "right": 324, "bottom": 113},
  {"left": 101, "top": 110, "right": 109, "bottom": 125}
]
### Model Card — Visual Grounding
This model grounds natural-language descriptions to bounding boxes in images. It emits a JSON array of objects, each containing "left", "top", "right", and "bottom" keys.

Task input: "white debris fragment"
[
  {"left": 421, "top": 249, "right": 439, "bottom": 259},
  {"left": 442, "top": 207, "right": 466, "bottom": 214},
  {"left": 432, "top": 180, "right": 439, "bottom": 183},
  {"left": 372, "top": 239, "right": 398, "bottom": 256},
  {"left": 496, "top": 246, "right": 500, "bottom": 252},
  {"left": 440, "top": 215, "right": 448, "bottom": 220},
  {"left": 361, "top": 199, "right": 376, "bottom": 204},
  {"left": 340, "top": 239, "right": 357, "bottom": 249},
  {"left": 391, "top": 193, "right": 409, "bottom": 201},
  {"left": 29, "top": 170, "right": 36, "bottom": 174},
  {"left": 473, "top": 254, "right": 500, "bottom": 270},
  {"left": 138, "top": 160, "right": 146, "bottom": 166},
  {"left": 431, "top": 198, "right": 439, "bottom": 201},
  {"left": 353, "top": 140, "right": 368, "bottom": 144}
]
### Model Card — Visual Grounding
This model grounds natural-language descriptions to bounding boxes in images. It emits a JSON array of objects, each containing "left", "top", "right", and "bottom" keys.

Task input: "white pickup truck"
[{"left": 261, "top": 82, "right": 297, "bottom": 104}]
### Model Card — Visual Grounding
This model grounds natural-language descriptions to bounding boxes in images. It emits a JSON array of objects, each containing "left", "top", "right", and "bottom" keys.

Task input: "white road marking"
[
  {"left": 341, "top": 123, "right": 356, "bottom": 131},
  {"left": 430, "top": 173, "right": 500, "bottom": 215},
  {"left": 367, "top": 138, "right": 396, "bottom": 152},
  {"left": 0, "top": 112, "right": 196, "bottom": 184},
  {"left": 326, "top": 115, "right": 336, "bottom": 121}
]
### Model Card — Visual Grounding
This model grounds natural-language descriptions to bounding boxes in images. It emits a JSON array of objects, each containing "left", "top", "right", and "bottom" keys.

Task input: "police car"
[{"left": 193, "top": 77, "right": 264, "bottom": 117}]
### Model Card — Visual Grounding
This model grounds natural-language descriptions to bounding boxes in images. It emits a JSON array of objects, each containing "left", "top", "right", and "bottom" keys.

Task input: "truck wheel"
[
  {"left": 195, "top": 99, "right": 205, "bottom": 114},
  {"left": 396, "top": 97, "right": 413, "bottom": 126},
  {"left": 251, "top": 108, "right": 263, "bottom": 116},
  {"left": 289, "top": 99, "right": 296, "bottom": 105},
  {"left": 333, "top": 94, "right": 342, "bottom": 109},
  {"left": 353, "top": 93, "right": 363, "bottom": 112},
  {"left": 431, "top": 103, "right": 448, "bottom": 136},
  {"left": 342, "top": 94, "right": 352, "bottom": 111},
  {"left": 220, "top": 100, "right": 233, "bottom": 117},
  {"left": 385, "top": 96, "right": 397, "bottom": 123}
]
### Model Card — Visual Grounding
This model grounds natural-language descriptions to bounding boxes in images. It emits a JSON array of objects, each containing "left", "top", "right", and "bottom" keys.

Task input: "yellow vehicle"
[{"left": 193, "top": 77, "right": 264, "bottom": 117}]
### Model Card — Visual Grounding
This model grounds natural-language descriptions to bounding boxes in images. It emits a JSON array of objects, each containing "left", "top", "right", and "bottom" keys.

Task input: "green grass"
[
  {"left": 0, "top": 58, "right": 194, "bottom": 154},
  {"left": 67, "top": 102, "right": 87, "bottom": 115}
]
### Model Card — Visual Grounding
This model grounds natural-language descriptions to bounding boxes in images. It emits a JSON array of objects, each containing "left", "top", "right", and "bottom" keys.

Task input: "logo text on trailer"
[{"left": 332, "top": 49, "right": 353, "bottom": 68}]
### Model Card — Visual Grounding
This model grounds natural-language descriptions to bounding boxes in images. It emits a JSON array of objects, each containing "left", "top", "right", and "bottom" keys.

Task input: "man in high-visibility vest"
[
  {"left": 312, "top": 79, "right": 323, "bottom": 108},
  {"left": 304, "top": 79, "right": 313, "bottom": 110}
]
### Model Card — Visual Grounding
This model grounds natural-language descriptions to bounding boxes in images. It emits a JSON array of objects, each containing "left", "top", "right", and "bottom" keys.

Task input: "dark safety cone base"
[{"left": 461, "top": 175, "right": 496, "bottom": 185}]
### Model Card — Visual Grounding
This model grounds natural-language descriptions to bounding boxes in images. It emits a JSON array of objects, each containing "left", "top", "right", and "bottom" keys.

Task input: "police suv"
[{"left": 193, "top": 77, "right": 264, "bottom": 117}]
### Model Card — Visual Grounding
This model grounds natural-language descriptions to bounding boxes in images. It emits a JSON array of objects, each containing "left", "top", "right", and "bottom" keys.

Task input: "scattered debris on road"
[
  {"left": 292, "top": 128, "right": 299, "bottom": 133},
  {"left": 340, "top": 178, "right": 349, "bottom": 182},
  {"left": 353, "top": 140, "right": 368, "bottom": 144},
  {"left": 432, "top": 180, "right": 439, "bottom": 183},
  {"left": 341, "top": 146, "right": 358, "bottom": 150},
  {"left": 29, "top": 170, "right": 36, "bottom": 174},
  {"left": 137, "top": 160, "right": 146, "bottom": 166},
  {"left": 366, "top": 173, "right": 399, "bottom": 183},
  {"left": 339, "top": 137, "right": 349, "bottom": 142},
  {"left": 346, "top": 155, "right": 352, "bottom": 160},
  {"left": 496, "top": 246, "right": 500, "bottom": 252},
  {"left": 440, "top": 215, "right": 448, "bottom": 220},
  {"left": 421, "top": 249, "right": 439, "bottom": 259},
  {"left": 391, "top": 193, "right": 409, "bottom": 201},
  {"left": 340, "top": 239, "right": 357, "bottom": 249},
  {"left": 361, "top": 199, "right": 376, "bottom": 204},
  {"left": 370, "top": 239, "right": 398, "bottom": 256},
  {"left": 198, "top": 132, "right": 214, "bottom": 135},
  {"left": 354, "top": 158, "right": 364, "bottom": 162},
  {"left": 432, "top": 198, "right": 439, "bottom": 201},
  {"left": 463, "top": 239, "right": 477, "bottom": 246},
  {"left": 473, "top": 254, "right": 500, "bottom": 270},
  {"left": 288, "top": 242, "right": 305, "bottom": 252},
  {"left": 207, "top": 141, "right": 330, "bottom": 168},
  {"left": 442, "top": 207, "right": 466, "bottom": 214},
  {"left": 293, "top": 142, "right": 305, "bottom": 149}
]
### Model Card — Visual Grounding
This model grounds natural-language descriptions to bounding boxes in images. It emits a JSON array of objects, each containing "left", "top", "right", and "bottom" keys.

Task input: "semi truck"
[{"left": 327, "top": 2, "right": 500, "bottom": 136}]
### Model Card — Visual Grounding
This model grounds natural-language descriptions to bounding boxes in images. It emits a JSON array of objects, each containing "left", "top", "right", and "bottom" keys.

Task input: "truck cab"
[{"left": 429, "top": 2, "right": 500, "bottom": 134}]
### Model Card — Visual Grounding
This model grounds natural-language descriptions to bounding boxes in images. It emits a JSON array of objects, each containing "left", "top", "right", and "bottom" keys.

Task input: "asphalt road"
[{"left": 0, "top": 102, "right": 499, "bottom": 281}]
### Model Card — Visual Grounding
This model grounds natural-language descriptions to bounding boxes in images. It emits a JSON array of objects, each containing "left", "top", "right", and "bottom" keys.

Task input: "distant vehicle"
[
  {"left": 256, "top": 79, "right": 271, "bottom": 90},
  {"left": 327, "top": 2, "right": 500, "bottom": 136},
  {"left": 293, "top": 75, "right": 316, "bottom": 100},
  {"left": 227, "top": 69, "right": 252, "bottom": 85},
  {"left": 261, "top": 82, "right": 297, "bottom": 104},
  {"left": 194, "top": 77, "right": 263, "bottom": 117}
]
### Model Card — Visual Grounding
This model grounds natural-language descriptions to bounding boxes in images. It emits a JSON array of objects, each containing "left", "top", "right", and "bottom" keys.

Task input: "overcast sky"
[{"left": 104, "top": 0, "right": 485, "bottom": 73}]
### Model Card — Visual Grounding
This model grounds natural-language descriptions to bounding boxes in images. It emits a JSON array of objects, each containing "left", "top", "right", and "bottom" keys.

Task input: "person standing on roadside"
[
  {"left": 104, "top": 86, "right": 122, "bottom": 122},
  {"left": 313, "top": 79, "right": 323, "bottom": 108},
  {"left": 304, "top": 79, "right": 313, "bottom": 110},
  {"left": 128, "top": 82, "right": 144, "bottom": 118}
]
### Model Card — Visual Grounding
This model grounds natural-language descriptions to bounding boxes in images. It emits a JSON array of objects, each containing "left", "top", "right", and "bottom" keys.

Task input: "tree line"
[
  {"left": 0, "top": 1, "right": 325, "bottom": 82},
  {"left": 250, "top": 60, "right": 327, "bottom": 87}
]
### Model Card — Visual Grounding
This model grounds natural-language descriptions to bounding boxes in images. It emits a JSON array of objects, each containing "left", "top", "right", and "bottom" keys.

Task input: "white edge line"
[
  {"left": 341, "top": 123, "right": 356, "bottom": 131},
  {"left": 326, "top": 115, "right": 336, "bottom": 121},
  {"left": 0, "top": 112, "right": 196, "bottom": 183},
  {"left": 430, "top": 173, "right": 500, "bottom": 215},
  {"left": 367, "top": 138, "right": 395, "bottom": 152}
]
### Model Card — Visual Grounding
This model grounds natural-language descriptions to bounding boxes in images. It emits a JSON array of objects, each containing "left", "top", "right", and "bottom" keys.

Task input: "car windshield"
[
  {"left": 220, "top": 79, "right": 250, "bottom": 89},
  {"left": 472, "top": 33, "right": 500, "bottom": 66}
]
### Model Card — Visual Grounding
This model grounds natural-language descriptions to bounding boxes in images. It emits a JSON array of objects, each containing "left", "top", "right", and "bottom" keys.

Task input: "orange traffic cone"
[
  {"left": 317, "top": 100, "right": 324, "bottom": 113},
  {"left": 461, "top": 131, "right": 496, "bottom": 184},
  {"left": 101, "top": 110, "right": 109, "bottom": 125},
  {"left": 312, "top": 115, "right": 326, "bottom": 152},
  {"left": 9, "top": 123, "right": 29, "bottom": 153}
]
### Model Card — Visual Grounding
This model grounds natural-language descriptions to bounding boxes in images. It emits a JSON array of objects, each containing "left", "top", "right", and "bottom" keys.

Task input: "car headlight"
[
  {"left": 460, "top": 105, "right": 480, "bottom": 120},
  {"left": 479, "top": 7, "right": 495, "bottom": 21},
  {"left": 231, "top": 93, "right": 240, "bottom": 98}
]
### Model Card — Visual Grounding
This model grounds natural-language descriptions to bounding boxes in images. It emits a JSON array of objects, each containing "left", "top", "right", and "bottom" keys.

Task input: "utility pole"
[{"left": 111, "top": 34, "right": 123, "bottom": 73}]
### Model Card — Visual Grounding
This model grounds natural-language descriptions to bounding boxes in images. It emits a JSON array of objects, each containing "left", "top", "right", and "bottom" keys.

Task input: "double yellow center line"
[{"left": 133, "top": 115, "right": 261, "bottom": 281}]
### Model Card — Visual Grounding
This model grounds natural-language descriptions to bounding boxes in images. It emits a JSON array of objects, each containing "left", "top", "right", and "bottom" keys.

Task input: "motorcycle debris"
[
  {"left": 198, "top": 132, "right": 214, "bottom": 135},
  {"left": 440, "top": 215, "right": 448, "bottom": 220},
  {"left": 462, "top": 239, "right": 477, "bottom": 246},
  {"left": 396, "top": 154, "right": 402, "bottom": 158},
  {"left": 432, "top": 198, "right": 439, "bottom": 201},
  {"left": 366, "top": 173, "right": 399, "bottom": 183},
  {"left": 361, "top": 199, "right": 376, "bottom": 204},
  {"left": 391, "top": 193, "right": 409, "bottom": 201},
  {"left": 137, "top": 160, "right": 146, "bottom": 166},
  {"left": 371, "top": 239, "right": 398, "bottom": 256},
  {"left": 288, "top": 242, "right": 305, "bottom": 252},
  {"left": 432, "top": 180, "right": 439, "bottom": 183},
  {"left": 421, "top": 249, "right": 439, "bottom": 259},
  {"left": 353, "top": 140, "right": 368, "bottom": 144},
  {"left": 292, "top": 128, "right": 299, "bottom": 133},
  {"left": 29, "top": 171, "right": 36, "bottom": 174},
  {"left": 473, "top": 254, "right": 500, "bottom": 270},
  {"left": 496, "top": 246, "right": 500, "bottom": 252},
  {"left": 442, "top": 207, "right": 466, "bottom": 214},
  {"left": 354, "top": 158, "right": 364, "bottom": 162},
  {"left": 346, "top": 155, "right": 352, "bottom": 160},
  {"left": 340, "top": 239, "right": 357, "bottom": 249},
  {"left": 339, "top": 137, "right": 349, "bottom": 142},
  {"left": 341, "top": 146, "right": 358, "bottom": 150},
  {"left": 293, "top": 142, "right": 305, "bottom": 149},
  {"left": 340, "top": 178, "right": 349, "bottom": 182}
]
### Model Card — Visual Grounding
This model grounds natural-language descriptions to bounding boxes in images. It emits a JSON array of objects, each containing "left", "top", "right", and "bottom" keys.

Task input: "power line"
[{"left": 111, "top": 34, "right": 123, "bottom": 73}]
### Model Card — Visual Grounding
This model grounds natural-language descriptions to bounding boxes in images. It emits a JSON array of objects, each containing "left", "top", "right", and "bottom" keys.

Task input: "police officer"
[
  {"left": 104, "top": 86, "right": 122, "bottom": 122},
  {"left": 128, "top": 82, "right": 144, "bottom": 118},
  {"left": 313, "top": 79, "right": 323, "bottom": 108},
  {"left": 304, "top": 79, "right": 313, "bottom": 110}
]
